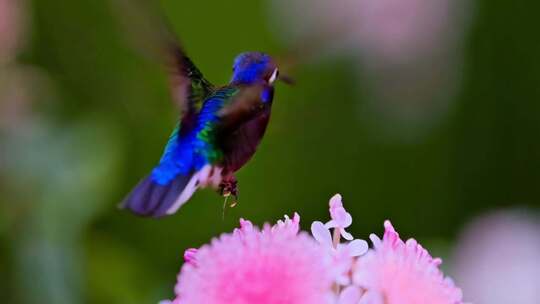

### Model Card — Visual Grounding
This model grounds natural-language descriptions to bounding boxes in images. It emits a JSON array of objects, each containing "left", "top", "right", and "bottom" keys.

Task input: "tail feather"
[{"left": 122, "top": 172, "right": 195, "bottom": 217}]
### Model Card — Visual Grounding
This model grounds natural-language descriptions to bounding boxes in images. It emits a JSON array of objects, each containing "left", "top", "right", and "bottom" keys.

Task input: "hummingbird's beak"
[{"left": 278, "top": 73, "right": 295, "bottom": 85}]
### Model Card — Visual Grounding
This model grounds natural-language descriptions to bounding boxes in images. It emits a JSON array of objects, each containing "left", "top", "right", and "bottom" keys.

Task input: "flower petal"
[
  {"left": 311, "top": 221, "right": 333, "bottom": 247},
  {"left": 272, "top": 212, "right": 301, "bottom": 235},
  {"left": 338, "top": 286, "right": 362, "bottom": 304},
  {"left": 183, "top": 248, "right": 198, "bottom": 266},
  {"left": 347, "top": 239, "right": 369, "bottom": 257},
  {"left": 341, "top": 229, "right": 354, "bottom": 241},
  {"left": 333, "top": 210, "right": 353, "bottom": 228},
  {"left": 358, "top": 291, "right": 384, "bottom": 304},
  {"left": 239, "top": 218, "right": 253, "bottom": 231},
  {"left": 324, "top": 220, "right": 338, "bottom": 229},
  {"left": 369, "top": 233, "right": 382, "bottom": 249},
  {"left": 329, "top": 193, "right": 343, "bottom": 208}
]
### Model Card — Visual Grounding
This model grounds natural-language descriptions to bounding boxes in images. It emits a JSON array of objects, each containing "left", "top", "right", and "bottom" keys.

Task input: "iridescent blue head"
[{"left": 230, "top": 52, "right": 279, "bottom": 85}]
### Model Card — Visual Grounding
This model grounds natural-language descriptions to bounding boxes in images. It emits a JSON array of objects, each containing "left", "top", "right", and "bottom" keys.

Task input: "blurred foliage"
[{"left": 0, "top": 0, "right": 539, "bottom": 303}]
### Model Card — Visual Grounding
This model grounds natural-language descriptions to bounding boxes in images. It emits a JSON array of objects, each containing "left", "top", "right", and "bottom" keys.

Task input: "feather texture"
[{"left": 124, "top": 51, "right": 279, "bottom": 217}]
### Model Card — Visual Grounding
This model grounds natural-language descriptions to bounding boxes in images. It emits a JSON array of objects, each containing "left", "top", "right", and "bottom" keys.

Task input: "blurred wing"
[
  {"left": 111, "top": 0, "right": 214, "bottom": 116},
  {"left": 166, "top": 44, "right": 214, "bottom": 117}
]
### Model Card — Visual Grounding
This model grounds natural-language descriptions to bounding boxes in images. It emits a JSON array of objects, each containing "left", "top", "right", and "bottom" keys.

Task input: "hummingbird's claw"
[
  {"left": 219, "top": 176, "right": 239, "bottom": 219},
  {"left": 219, "top": 176, "right": 238, "bottom": 197}
]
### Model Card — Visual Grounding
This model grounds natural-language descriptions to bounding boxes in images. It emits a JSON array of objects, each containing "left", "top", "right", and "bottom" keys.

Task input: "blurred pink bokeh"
[
  {"left": 0, "top": 0, "right": 25, "bottom": 63},
  {"left": 272, "top": 0, "right": 458, "bottom": 62},
  {"left": 0, "top": 0, "right": 46, "bottom": 130},
  {"left": 451, "top": 210, "right": 540, "bottom": 304},
  {"left": 269, "top": 0, "right": 472, "bottom": 137}
]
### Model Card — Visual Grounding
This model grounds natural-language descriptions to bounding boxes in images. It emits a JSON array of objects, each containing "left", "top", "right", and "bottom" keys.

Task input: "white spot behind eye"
[{"left": 268, "top": 68, "right": 278, "bottom": 84}]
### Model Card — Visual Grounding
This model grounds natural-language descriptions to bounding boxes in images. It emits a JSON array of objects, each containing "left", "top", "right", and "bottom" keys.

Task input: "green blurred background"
[{"left": 0, "top": 0, "right": 539, "bottom": 303}]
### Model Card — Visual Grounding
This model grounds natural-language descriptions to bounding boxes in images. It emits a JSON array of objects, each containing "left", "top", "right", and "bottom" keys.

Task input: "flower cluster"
[{"left": 161, "top": 195, "right": 464, "bottom": 304}]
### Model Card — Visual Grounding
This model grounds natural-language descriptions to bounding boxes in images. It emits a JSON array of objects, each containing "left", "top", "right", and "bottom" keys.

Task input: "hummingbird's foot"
[
  {"left": 219, "top": 176, "right": 239, "bottom": 208},
  {"left": 220, "top": 177, "right": 239, "bottom": 220}
]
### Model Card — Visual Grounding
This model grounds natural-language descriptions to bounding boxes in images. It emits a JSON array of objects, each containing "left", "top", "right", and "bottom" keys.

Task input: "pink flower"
[
  {"left": 353, "top": 220, "right": 463, "bottom": 304},
  {"left": 162, "top": 195, "right": 467, "bottom": 304},
  {"left": 312, "top": 220, "right": 368, "bottom": 285},
  {"left": 325, "top": 194, "right": 354, "bottom": 240},
  {"left": 311, "top": 194, "right": 368, "bottom": 286},
  {"left": 183, "top": 248, "right": 198, "bottom": 266},
  {"left": 271, "top": 212, "right": 300, "bottom": 236},
  {"left": 172, "top": 214, "right": 334, "bottom": 304}
]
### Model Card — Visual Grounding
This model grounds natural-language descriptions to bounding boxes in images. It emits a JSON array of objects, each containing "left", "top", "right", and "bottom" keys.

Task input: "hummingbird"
[{"left": 121, "top": 33, "right": 291, "bottom": 217}]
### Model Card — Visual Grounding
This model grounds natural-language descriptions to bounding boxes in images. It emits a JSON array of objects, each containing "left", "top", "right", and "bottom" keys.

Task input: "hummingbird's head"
[{"left": 230, "top": 52, "right": 280, "bottom": 86}]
